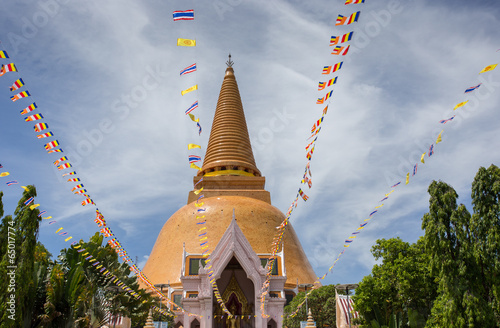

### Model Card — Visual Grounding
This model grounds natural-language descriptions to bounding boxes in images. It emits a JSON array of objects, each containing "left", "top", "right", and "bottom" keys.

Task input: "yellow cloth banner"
[
  {"left": 177, "top": 38, "right": 196, "bottom": 47},
  {"left": 421, "top": 153, "right": 426, "bottom": 164},
  {"left": 188, "top": 143, "right": 201, "bottom": 150},
  {"left": 0, "top": 172, "right": 10, "bottom": 177},
  {"left": 479, "top": 64, "right": 497, "bottom": 74},
  {"left": 406, "top": 173, "right": 410, "bottom": 185},
  {"left": 453, "top": 100, "right": 468, "bottom": 110},
  {"left": 182, "top": 85, "right": 198, "bottom": 95},
  {"left": 436, "top": 130, "right": 444, "bottom": 144}
]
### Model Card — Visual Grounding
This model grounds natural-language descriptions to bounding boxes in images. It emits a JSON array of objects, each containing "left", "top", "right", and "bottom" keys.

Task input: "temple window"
[
  {"left": 260, "top": 258, "right": 279, "bottom": 275},
  {"left": 188, "top": 258, "right": 206, "bottom": 275}
]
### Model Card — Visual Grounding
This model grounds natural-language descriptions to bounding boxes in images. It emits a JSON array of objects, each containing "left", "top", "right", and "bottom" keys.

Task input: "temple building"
[{"left": 141, "top": 59, "right": 317, "bottom": 328}]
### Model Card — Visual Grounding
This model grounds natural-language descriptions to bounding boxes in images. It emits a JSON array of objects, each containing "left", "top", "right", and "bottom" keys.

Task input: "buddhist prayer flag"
[
  {"left": 177, "top": 38, "right": 196, "bottom": 47},
  {"left": 180, "top": 63, "right": 196, "bottom": 75},
  {"left": 58, "top": 163, "right": 72, "bottom": 171},
  {"left": 37, "top": 132, "right": 53, "bottom": 139},
  {"left": 82, "top": 198, "right": 94, "bottom": 206},
  {"left": 0, "top": 50, "right": 9, "bottom": 58},
  {"left": 2, "top": 63, "right": 17, "bottom": 72},
  {"left": 0, "top": 172, "right": 10, "bottom": 177},
  {"left": 479, "top": 64, "right": 497, "bottom": 74},
  {"left": 173, "top": 9, "right": 194, "bottom": 21},
  {"left": 298, "top": 188, "right": 309, "bottom": 201},
  {"left": 181, "top": 84, "right": 198, "bottom": 95},
  {"left": 62, "top": 171, "right": 76, "bottom": 176},
  {"left": 453, "top": 100, "right": 468, "bottom": 110},
  {"left": 71, "top": 184, "right": 84, "bottom": 192},
  {"left": 44, "top": 140, "right": 60, "bottom": 150},
  {"left": 53, "top": 156, "right": 68, "bottom": 166},
  {"left": 345, "top": 0, "right": 365, "bottom": 3},
  {"left": 406, "top": 173, "right": 410, "bottom": 185},
  {"left": 188, "top": 143, "right": 201, "bottom": 150},
  {"left": 331, "top": 45, "right": 350, "bottom": 55},
  {"left": 67, "top": 178, "right": 80, "bottom": 182},
  {"left": 48, "top": 149, "right": 63, "bottom": 153},
  {"left": 25, "top": 113, "right": 43, "bottom": 122},
  {"left": 336, "top": 12, "right": 360, "bottom": 25},
  {"left": 11, "top": 90, "right": 31, "bottom": 102},
  {"left": 330, "top": 32, "right": 354, "bottom": 46},
  {"left": 465, "top": 83, "right": 481, "bottom": 93},
  {"left": 10, "top": 78, "right": 24, "bottom": 91},
  {"left": 21, "top": 103, "right": 37, "bottom": 114},
  {"left": 74, "top": 189, "right": 87, "bottom": 194},
  {"left": 185, "top": 101, "right": 198, "bottom": 114},
  {"left": 421, "top": 153, "right": 425, "bottom": 163}
]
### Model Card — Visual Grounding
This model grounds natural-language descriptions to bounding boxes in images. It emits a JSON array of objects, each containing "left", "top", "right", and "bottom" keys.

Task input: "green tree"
[
  {"left": 0, "top": 185, "right": 43, "bottom": 327},
  {"left": 354, "top": 238, "right": 436, "bottom": 327},
  {"left": 37, "top": 232, "right": 156, "bottom": 327},
  {"left": 423, "top": 166, "right": 499, "bottom": 327},
  {"left": 283, "top": 284, "right": 337, "bottom": 328}
]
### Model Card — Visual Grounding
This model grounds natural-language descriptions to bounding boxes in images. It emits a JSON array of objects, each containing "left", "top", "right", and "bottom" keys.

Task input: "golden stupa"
[{"left": 142, "top": 58, "right": 316, "bottom": 327}]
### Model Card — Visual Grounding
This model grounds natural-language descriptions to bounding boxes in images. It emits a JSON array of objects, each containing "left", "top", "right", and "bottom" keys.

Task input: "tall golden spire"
[{"left": 198, "top": 56, "right": 261, "bottom": 177}]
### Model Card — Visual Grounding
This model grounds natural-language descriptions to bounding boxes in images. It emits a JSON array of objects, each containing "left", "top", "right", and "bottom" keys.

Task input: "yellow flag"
[
  {"left": 436, "top": 130, "right": 444, "bottom": 144},
  {"left": 21, "top": 186, "right": 30, "bottom": 192},
  {"left": 190, "top": 163, "right": 202, "bottom": 171},
  {"left": 177, "top": 38, "right": 196, "bottom": 47},
  {"left": 0, "top": 172, "right": 10, "bottom": 177},
  {"left": 385, "top": 190, "right": 394, "bottom": 197},
  {"left": 406, "top": 173, "right": 410, "bottom": 185},
  {"left": 188, "top": 113, "right": 199, "bottom": 122},
  {"left": 55, "top": 227, "right": 63, "bottom": 234},
  {"left": 194, "top": 187, "right": 204, "bottom": 195},
  {"left": 375, "top": 204, "right": 384, "bottom": 209},
  {"left": 188, "top": 143, "right": 201, "bottom": 150},
  {"left": 195, "top": 202, "right": 205, "bottom": 207},
  {"left": 479, "top": 63, "right": 497, "bottom": 74},
  {"left": 65, "top": 236, "right": 72, "bottom": 242},
  {"left": 421, "top": 153, "right": 426, "bottom": 164},
  {"left": 43, "top": 216, "right": 52, "bottom": 220},
  {"left": 30, "top": 204, "right": 40, "bottom": 210},
  {"left": 181, "top": 84, "right": 198, "bottom": 96},
  {"left": 453, "top": 100, "right": 468, "bottom": 110}
]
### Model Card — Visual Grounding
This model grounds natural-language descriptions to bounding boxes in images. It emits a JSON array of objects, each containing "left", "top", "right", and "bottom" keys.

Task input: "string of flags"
[
  {"left": 1, "top": 43, "right": 200, "bottom": 319},
  {"left": 261, "top": 0, "right": 367, "bottom": 318},
  {"left": 174, "top": 7, "right": 231, "bottom": 318},
  {"left": 285, "top": 47, "right": 499, "bottom": 323}
]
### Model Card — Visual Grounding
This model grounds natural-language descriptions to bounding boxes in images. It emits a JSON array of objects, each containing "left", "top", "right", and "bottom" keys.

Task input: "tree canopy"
[{"left": 354, "top": 164, "right": 500, "bottom": 327}]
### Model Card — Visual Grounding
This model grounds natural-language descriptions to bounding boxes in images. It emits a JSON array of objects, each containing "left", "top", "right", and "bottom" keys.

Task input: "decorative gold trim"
[
  {"left": 222, "top": 273, "right": 248, "bottom": 310},
  {"left": 204, "top": 170, "right": 254, "bottom": 177}
]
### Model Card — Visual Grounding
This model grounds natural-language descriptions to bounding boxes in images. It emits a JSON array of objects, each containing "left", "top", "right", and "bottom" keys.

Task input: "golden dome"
[{"left": 142, "top": 196, "right": 317, "bottom": 287}]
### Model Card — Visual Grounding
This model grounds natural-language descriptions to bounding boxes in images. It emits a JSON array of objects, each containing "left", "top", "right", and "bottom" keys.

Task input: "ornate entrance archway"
[{"left": 213, "top": 257, "right": 255, "bottom": 328}]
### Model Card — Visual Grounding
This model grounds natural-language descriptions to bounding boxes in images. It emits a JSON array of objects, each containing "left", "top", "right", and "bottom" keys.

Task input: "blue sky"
[{"left": 1, "top": 0, "right": 499, "bottom": 288}]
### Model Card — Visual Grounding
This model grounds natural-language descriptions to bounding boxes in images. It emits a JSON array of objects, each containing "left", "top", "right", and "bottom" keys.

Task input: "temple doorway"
[{"left": 213, "top": 257, "right": 255, "bottom": 328}]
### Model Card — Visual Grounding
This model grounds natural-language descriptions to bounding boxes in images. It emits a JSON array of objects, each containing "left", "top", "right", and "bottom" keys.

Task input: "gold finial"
[{"left": 226, "top": 53, "right": 234, "bottom": 67}]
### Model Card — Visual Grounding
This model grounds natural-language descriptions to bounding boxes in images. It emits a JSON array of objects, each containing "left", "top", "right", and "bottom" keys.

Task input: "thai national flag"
[
  {"left": 189, "top": 155, "right": 202, "bottom": 163},
  {"left": 464, "top": 83, "right": 481, "bottom": 93},
  {"left": 185, "top": 101, "right": 199, "bottom": 114},
  {"left": 173, "top": 9, "right": 194, "bottom": 21},
  {"left": 180, "top": 63, "right": 197, "bottom": 76}
]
